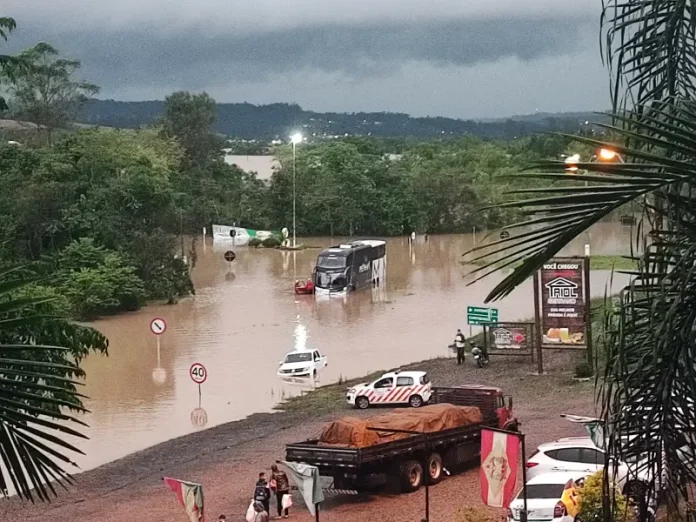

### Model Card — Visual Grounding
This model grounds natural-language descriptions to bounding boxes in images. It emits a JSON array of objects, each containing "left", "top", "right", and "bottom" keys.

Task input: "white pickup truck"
[{"left": 277, "top": 349, "right": 327, "bottom": 377}]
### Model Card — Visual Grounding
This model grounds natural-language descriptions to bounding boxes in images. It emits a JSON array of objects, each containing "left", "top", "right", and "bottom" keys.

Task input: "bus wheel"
[
  {"left": 409, "top": 394, "right": 423, "bottom": 408},
  {"left": 427, "top": 453, "right": 444, "bottom": 484},
  {"left": 355, "top": 396, "right": 370, "bottom": 410},
  {"left": 400, "top": 460, "right": 424, "bottom": 492}
]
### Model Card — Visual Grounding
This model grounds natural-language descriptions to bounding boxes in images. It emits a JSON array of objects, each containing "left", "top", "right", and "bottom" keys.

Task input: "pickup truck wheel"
[
  {"left": 355, "top": 396, "right": 370, "bottom": 410},
  {"left": 401, "top": 460, "right": 424, "bottom": 492},
  {"left": 427, "top": 452, "right": 444, "bottom": 484},
  {"left": 409, "top": 394, "right": 424, "bottom": 408}
]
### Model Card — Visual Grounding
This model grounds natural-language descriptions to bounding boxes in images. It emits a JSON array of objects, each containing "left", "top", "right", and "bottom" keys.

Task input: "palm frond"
[
  {"left": 0, "top": 274, "right": 106, "bottom": 501},
  {"left": 464, "top": 104, "right": 696, "bottom": 520},
  {"left": 602, "top": 0, "right": 696, "bottom": 109},
  {"left": 464, "top": 108, "right": 696, "bottom": 300}
]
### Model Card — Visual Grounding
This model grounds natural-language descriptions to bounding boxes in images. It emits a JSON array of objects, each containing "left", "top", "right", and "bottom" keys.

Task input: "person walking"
[
  {"left": 253, "top": 472, "right": 271, "bottom": 516},
  {"left": 455, "top": 329, "right": 467, "bottom": 365},
  {"left": 271, "top": 464, "right": 291, "bottom": 519}
]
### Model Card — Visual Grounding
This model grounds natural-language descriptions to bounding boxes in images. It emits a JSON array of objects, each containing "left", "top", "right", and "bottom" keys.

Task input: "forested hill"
[{"left": 77, "top": 99, "right": 604, "bottom": 140}]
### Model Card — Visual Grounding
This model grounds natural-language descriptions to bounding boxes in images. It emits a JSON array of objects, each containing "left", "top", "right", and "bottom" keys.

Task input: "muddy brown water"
[{"left": 74, "top": 223, "right": 633, "bottom": 471}]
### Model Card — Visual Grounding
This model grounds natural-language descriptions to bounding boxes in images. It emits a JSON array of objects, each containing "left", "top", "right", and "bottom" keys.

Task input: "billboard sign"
[{"left": 539, "top": 258, "right": 587, "bottom": 348}]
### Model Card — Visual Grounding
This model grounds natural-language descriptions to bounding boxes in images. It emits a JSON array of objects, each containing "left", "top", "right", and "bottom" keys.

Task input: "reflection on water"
[{"left": 75, "top": 223, "right": 634, "bottom": 470}]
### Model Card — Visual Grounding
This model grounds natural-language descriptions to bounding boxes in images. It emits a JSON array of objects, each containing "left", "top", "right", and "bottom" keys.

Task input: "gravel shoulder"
[{"left": 6, "top": 352, "right": 596, "bottom": 522}]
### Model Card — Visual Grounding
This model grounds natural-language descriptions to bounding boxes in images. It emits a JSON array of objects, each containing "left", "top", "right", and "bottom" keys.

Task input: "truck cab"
[{"left": 430, "top": 385, "right": 518, "bottom": 431}]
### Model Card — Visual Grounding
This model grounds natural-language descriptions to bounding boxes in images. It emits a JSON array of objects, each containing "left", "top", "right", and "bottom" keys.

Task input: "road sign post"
[
  {"left": 467, "top": 306, "right": 499, "bottom": 325},
  {"left": 150, "top": 318, "right": 167, "bottom": 372},
  {"left": 190, "top": 362, "right": 208, "bottom": 406},
  {"left": 150, "top": 318, "right": 167, "bottom": 335}
]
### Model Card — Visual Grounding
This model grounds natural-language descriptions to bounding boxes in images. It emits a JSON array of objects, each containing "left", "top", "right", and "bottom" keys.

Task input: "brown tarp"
[{"left": 314, "top": 404, "right": 483, "bottom": 448}]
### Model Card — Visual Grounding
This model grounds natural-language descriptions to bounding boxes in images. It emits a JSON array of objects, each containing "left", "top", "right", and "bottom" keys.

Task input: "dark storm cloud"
[{"left": 7, "top": 16, "right": 594, "bottom": 93}]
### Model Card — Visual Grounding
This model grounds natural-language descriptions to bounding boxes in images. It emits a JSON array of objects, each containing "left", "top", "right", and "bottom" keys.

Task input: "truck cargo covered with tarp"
[{"left": 315, "top": 404, "right": 482, "bottom": 448}]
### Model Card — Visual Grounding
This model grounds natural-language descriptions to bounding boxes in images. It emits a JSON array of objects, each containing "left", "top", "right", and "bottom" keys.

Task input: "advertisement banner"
[
  {"left": 539, "top": 258, "right": 587, "bottom": 348},
  {"left": 480, "top": 428, "right": 520, "bottom": 508},
  {"left": 487, "top": 323, "right": 532, "bottom": 352}
]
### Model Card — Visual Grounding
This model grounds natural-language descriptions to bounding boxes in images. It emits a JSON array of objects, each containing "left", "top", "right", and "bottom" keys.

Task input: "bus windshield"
[
  {"left": 317, "top": 256, "right": 346, "bottom": 269},
  {"left": 316, "top": 270, "right": 348, "bottom": 290}
]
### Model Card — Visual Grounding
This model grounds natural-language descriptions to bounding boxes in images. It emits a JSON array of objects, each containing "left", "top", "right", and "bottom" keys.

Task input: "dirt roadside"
[{"left": 5, "top": 353, "right": 596, "bottom": 522}]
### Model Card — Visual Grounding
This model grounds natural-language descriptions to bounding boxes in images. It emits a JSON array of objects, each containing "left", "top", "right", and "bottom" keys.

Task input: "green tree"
[
  {"left": 0, "top": 272, "right": 108, "bottom": 500},
  {"left": 57, "top": 238, "right": 146, "bottom": 319},
  {"left": 465, "top": 1, "right": 696, "bottom": 520},
  {"left": 0, "top": 17, "right": 17, "bottom": 115},
  {"left": 4, "top": 43, "right": 99, "bottom": 144},
  {"left": 162, "top": 91, "right": 219, "bottom": 166}
]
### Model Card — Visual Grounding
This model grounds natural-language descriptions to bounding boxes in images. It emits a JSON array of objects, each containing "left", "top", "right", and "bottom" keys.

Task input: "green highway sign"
[{"left": 467, "top": 306, "right": 499, "bottom": 325}]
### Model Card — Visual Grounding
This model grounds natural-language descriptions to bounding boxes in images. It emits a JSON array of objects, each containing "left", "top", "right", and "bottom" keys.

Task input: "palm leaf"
[
  {"left": 463, "top": 104, "right": 696, "bottom": 520},
  {"left": 0, "top": 274, "right": 104, "bottom": 501}
]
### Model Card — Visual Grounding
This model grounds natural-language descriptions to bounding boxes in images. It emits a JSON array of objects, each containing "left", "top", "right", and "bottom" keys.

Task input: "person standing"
[
  {"left": 271, "top": 464, "right": 291, "bottom": 519},
  {"left": 455, "top": 329, "right": 466, "bottom": 365},
  {"left": 253, "top": 472, "right": 271, "bottom": 516}
]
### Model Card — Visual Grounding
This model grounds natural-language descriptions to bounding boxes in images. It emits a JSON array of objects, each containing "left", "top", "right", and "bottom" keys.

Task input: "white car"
[
  {"left": 526, "top": 436, "right": 651, "bottom": 496},
  {"left": 346, "top": 370, "right": 432, "bottom": 409},
  {"left": 507, "top": 472, "right": 584, "bottom": 522},
  {"left": 277, "top": 349, "right": 327, "bottom": 377}
]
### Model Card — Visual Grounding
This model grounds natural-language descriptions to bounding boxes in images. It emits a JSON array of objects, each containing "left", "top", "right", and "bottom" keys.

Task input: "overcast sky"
[{"left": 3, "top": 0, "right": 609, "bottom": 119}]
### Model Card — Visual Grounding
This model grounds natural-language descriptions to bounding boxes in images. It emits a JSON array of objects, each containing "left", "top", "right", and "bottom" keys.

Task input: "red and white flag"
[
  {"left": 480, "top": 428, "right": 520, "bottom": 508},
  {"left": 163, "top": 477, "right": 205, "bottom": 522}
]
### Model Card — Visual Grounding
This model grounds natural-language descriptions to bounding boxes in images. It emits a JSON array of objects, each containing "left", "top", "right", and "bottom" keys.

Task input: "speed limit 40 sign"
[{"left": 189, "top": 363, "right": 208, "bottom": 384}]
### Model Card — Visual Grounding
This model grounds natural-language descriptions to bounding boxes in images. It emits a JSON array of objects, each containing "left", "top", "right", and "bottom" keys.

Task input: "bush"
[
  {"left": 577, "top": 471, "right": 628, "bottom": 522},
  {"left": 118, "top": 230, "right": 193, "bottom": 302},
  {"left": 248, "top": 237, "right": 263, "bottom": 248},
  {"left": 575, "top": 361, "right": 593, "bottom": 378},
  {"left": 262, "top": 236, "right": 281, "bottom": 248},
  {"left": 58, "top": 239, "right": 146, "bottom": 319},
  {"left": 58, "top": 237, "right": 113, "bottom": 270}
]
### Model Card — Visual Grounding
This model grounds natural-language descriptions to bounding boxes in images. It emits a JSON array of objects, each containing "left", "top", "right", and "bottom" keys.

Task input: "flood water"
[{"left": 76, "top": 223, "right": 634, "bottom": 470}]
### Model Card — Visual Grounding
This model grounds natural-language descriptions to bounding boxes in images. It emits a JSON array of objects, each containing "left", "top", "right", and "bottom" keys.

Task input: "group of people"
[
  {"left": 216, "top": 465, "right": 291, "bottom": 522},
  {"left": 253, "top": 465, "right": 292, "bottom": 521}
]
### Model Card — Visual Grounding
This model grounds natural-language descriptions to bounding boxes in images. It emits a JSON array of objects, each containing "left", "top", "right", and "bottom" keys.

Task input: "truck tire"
[
  {"left": 355, "top": 396, "right": 370, "bottom": 410},
  {"left": 400, "top": 460, "right": 424, "bottom": 492},
  {"left": 427, "top": 452, "right": 444, "bottom": 484},
  {"left": 409, "top": 394, "right": 424, "bottom": 408}
]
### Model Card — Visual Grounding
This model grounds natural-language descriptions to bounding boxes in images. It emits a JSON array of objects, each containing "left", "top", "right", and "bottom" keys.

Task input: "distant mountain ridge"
[{"left": 77, "top": 99, "right": 607, "bottom": 140}]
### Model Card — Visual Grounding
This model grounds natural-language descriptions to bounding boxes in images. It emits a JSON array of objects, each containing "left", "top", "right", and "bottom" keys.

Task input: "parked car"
[
  {"left": 277, "top": 349, "right": 327, "bottom": 377},
  {"left": 525, "top": 436, "right": 651, "bottom": 497},
  {"left": 507, "top": 472, "right": 585, "bottom": 522},
  {"left": 346, "top": 370, "right": 432, "bottom": 409}
]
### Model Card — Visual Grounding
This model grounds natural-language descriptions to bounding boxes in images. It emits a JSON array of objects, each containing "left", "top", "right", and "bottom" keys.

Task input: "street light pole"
[
  {"left": 292, "top": 141, "right": 297, "bottom": 248},
  {"left": 290, "top": 132, "right": 303, "bottom": 249}
]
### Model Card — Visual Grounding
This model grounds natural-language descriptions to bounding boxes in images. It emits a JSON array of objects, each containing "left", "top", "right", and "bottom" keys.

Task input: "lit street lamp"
[
  {"left": 290, "top": 132, "right": 303, "bottom": 248},
  {"left": 564, "top": 148, "right": 625, "bottom": 248}
]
